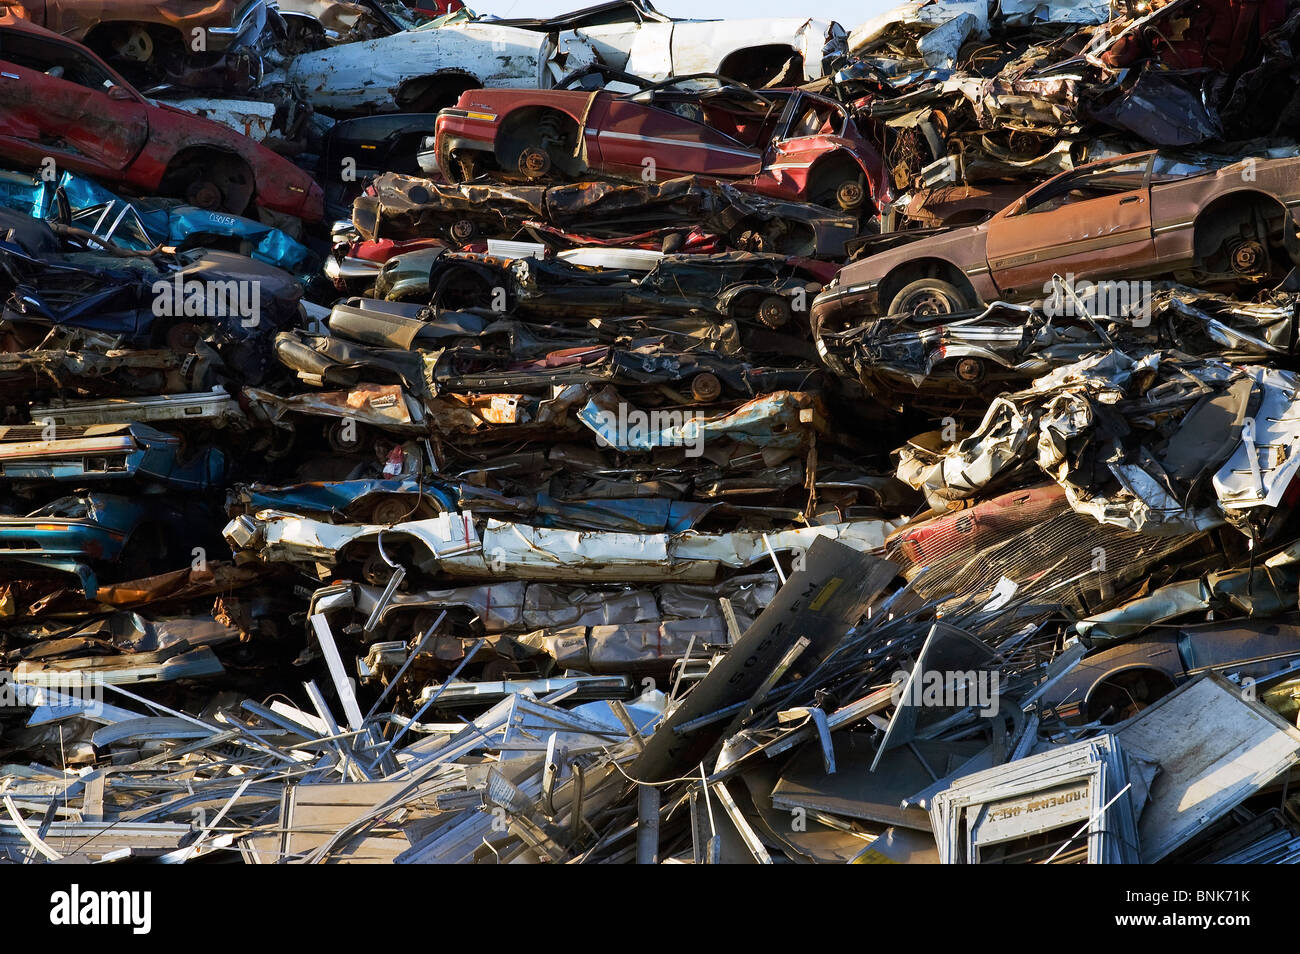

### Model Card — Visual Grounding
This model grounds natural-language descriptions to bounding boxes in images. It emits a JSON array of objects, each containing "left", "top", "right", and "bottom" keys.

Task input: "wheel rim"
[
  {"left": 835, "top": 180, "right": 864, "bottom": 210},
  {"left": 691, "top": 372, "right": 722, "bottom": 402},
  {"left": 370, "top": 497, "right": 412, "bottom": 525},
  {"left": 1230, "top": 238, "right": 1267, "bottom": 275},
  {"left": 450, "top": 219, "right": 476, "bottom": 243},
  {"left": 897, "top": 287, "right": 962, "bottom": 317},
  {"left": 518, "top": 146, "right": 551, "bottom": 178},
  {"left": 186, "top": 180, "right": 223, "bottom": 210},
  {"left": 757, "top": 296, "right": 792, "bottom": 328}
]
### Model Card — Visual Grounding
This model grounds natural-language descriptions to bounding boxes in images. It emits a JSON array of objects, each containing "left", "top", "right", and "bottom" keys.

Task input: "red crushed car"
[
  {"left": 434, "top": 74, "right": 889, "bottom": 215},
  {"left": 0, "top": 15, "right": 323, "bottom": 222}
]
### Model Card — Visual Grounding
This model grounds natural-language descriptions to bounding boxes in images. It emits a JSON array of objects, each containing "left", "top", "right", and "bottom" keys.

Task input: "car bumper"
[
  {"left": 436, "top": 111, "right": 499, "bottom": 157},
  {"left": 810, "top": 280, "right": 883, "bottom": 329}
]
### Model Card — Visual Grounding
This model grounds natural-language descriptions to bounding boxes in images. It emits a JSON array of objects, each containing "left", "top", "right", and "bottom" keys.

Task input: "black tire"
[
  {"left": 1086, "top": 669, "right": 1176, "bottom": 725},
  {"left": 886, "top": 278, "right": 974, "bottom": 317}
]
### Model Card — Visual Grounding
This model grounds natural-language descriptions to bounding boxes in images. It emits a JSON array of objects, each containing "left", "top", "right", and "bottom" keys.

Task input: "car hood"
[{"left": 837, "top": 220, "right": 990, "bottom": 288}]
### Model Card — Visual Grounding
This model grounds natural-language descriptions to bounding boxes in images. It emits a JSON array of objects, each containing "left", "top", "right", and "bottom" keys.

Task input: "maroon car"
[
  {"left": 0, "top": 15, "right": 323, "bottom": 222},
  {"left": 434, "top": 75, "right": 888, "bottom": 215}
]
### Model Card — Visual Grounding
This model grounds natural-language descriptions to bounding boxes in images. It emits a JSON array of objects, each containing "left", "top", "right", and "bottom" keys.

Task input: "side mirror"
[{"left": 107, "top": 85, "right": 133, "bottom": 101}]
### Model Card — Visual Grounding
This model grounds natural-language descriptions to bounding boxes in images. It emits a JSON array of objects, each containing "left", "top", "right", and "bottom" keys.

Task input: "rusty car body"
[
  {"left": 8, "top": 0, "right": 276, "bottom": 74},
  {"left": 811, "top": 150, "right": 1300, "bottom": 325},
  {"left": 434, "top": 77, "right": 888, "bottom": 214},
  {"left": 352, "top": 172, "right": 860, "bottom": 257},
  {"left": 0, "top": 16, "right": 323, "bottom": 220}
]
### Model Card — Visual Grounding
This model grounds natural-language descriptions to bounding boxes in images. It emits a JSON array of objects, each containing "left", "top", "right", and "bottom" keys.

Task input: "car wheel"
[
  {"left": 1086, "top": 669, "right": 1176, "bottom": 725},
  {"left": 151, "top": 319, "right": 207, "bottom": 351},
  {"left": 756, "top": 295, "right": 793, "bottom": 328},
  {"left": 833, "top": 178, "right": 865, "bottom": 211},
  {"left": 808, "top": 162, "right": 866, "bottom": 212},
  {"left": 690, "top": 372, "right": 723, "bottom": 402},
  {"left": 503, "top": 111, "right": 576, "bottom": 182},
  {"left": 887, "top": 278, "right": 973, "bottom": 317},
  {"left": 326, "top": 419, "right": 370, "bottom": 454},
  {"left": 164, "top": 154, "right": 255, "bottom": 216}
]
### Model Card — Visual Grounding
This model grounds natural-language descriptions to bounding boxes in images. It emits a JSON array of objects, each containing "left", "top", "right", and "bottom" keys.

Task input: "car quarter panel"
[{"left": 1149, "top": 159, "right": 1300, "bottom": 268}]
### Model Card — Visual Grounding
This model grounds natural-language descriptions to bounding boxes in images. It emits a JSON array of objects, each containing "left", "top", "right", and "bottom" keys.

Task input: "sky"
[{"left": 473, "top": 0, "right": 901, "bottom": 32}]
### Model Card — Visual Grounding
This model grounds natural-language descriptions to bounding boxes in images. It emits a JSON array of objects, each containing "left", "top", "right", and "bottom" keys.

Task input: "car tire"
[{"left": 886, "top": 278, "right": 974, "bottom": 317}]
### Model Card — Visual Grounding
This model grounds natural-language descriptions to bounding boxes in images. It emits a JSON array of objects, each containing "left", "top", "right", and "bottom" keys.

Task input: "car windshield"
[
  {"left": 376, "top": 0, "right": 423, "bottom": 30},
  {"left": 0, "top": 29, "right": 126, "bottom": 94},
  {"left": 1020, "top": 157, "right": 1151, "bottom": 214},
  {"left": 645, "top": 87, "right": 786, "bottom": 149},
  {"left": 28, "top": 496, "right": 91, "bottom": 520}
]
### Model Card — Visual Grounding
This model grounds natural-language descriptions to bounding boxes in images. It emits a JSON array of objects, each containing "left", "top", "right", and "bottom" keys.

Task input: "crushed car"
[{"left": 434, "top": 75, "right": 887, "bottom": 214}]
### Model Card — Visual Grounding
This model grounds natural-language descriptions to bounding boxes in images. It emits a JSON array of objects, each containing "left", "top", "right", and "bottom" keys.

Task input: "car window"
[
  {"left": 1020, "top": 157, "right": 1150, "bottom": 214},
  {"left": 787, "top": 100, "right": 844, "bottom": 138},
  {"left": 29, "top": 496, "right": 90, "bottom": 519},
  {"left": 644, "top": 91, "right": 775, "bottom": 150},
  {"left": 0, "top": 28, "right": 117, "bottom": 92}
]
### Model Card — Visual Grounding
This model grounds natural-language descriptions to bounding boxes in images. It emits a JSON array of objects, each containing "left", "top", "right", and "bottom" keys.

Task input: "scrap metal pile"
[{"left": 4, "top": 0, "right": 1300, "bottom": 865}]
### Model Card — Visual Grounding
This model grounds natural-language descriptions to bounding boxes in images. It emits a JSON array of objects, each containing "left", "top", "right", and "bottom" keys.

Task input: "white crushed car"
[{"left": 287, "top": 0, "right": 847, "bottom": 114}]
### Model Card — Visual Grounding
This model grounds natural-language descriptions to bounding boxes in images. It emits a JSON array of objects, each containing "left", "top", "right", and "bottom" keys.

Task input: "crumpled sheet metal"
[
  {"left": 1077, "top": 538, "right": 1300, "bottom": 642},
  {"left": 353, "top": 173, "right": 857, "bottom": 254},
  {"left": 346, "top": 573, "right": 776, "bottom": 635},
  {"left": 578, "top": 387, "right": 824, "bottom": 454},
  {"left": 227, "top": 509, "right": 900, "bottom": 581},
  {"left": 849, "top": 0, "right": 990, "bottom": 67},
  {"left": 245, "top": 382, "right": 426, "bottom": 431},
  {"left": 1089, "top": 69, "right": 1224, "bottom": 146},
  {"left": 849, "top": 0, "right": 1109, "bottom": 69},
  {"left": 224, "top": 509, "right": 480, "bottom": 572},
  {"left": 828, "top": 285, "right": 1300, "bottom": 408},
  {"left": 898, "top": 350, "right": 1300, "bottom": 537},
  {"left": 515, "top": 619, "right": 725, "bottom": 673}
]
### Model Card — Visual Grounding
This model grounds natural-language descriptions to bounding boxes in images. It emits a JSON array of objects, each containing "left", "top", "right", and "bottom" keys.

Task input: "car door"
[
  {"left": 768, "top": 92, "right": 845, "bottom": 170},
  {"left": 594, "top": 88, "right": 763, "bottom": 180},
  {"left": 0, "top": 27, "right": 149, "bottom": 175},
  {"left": 983, "top": 153, "right": 1156, "bottom": 299}
]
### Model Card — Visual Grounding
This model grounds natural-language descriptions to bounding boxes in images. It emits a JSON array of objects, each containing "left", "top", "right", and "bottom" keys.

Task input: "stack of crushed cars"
[{"left": 4, "top": 0, "right": 1300, "bottom": 865}]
